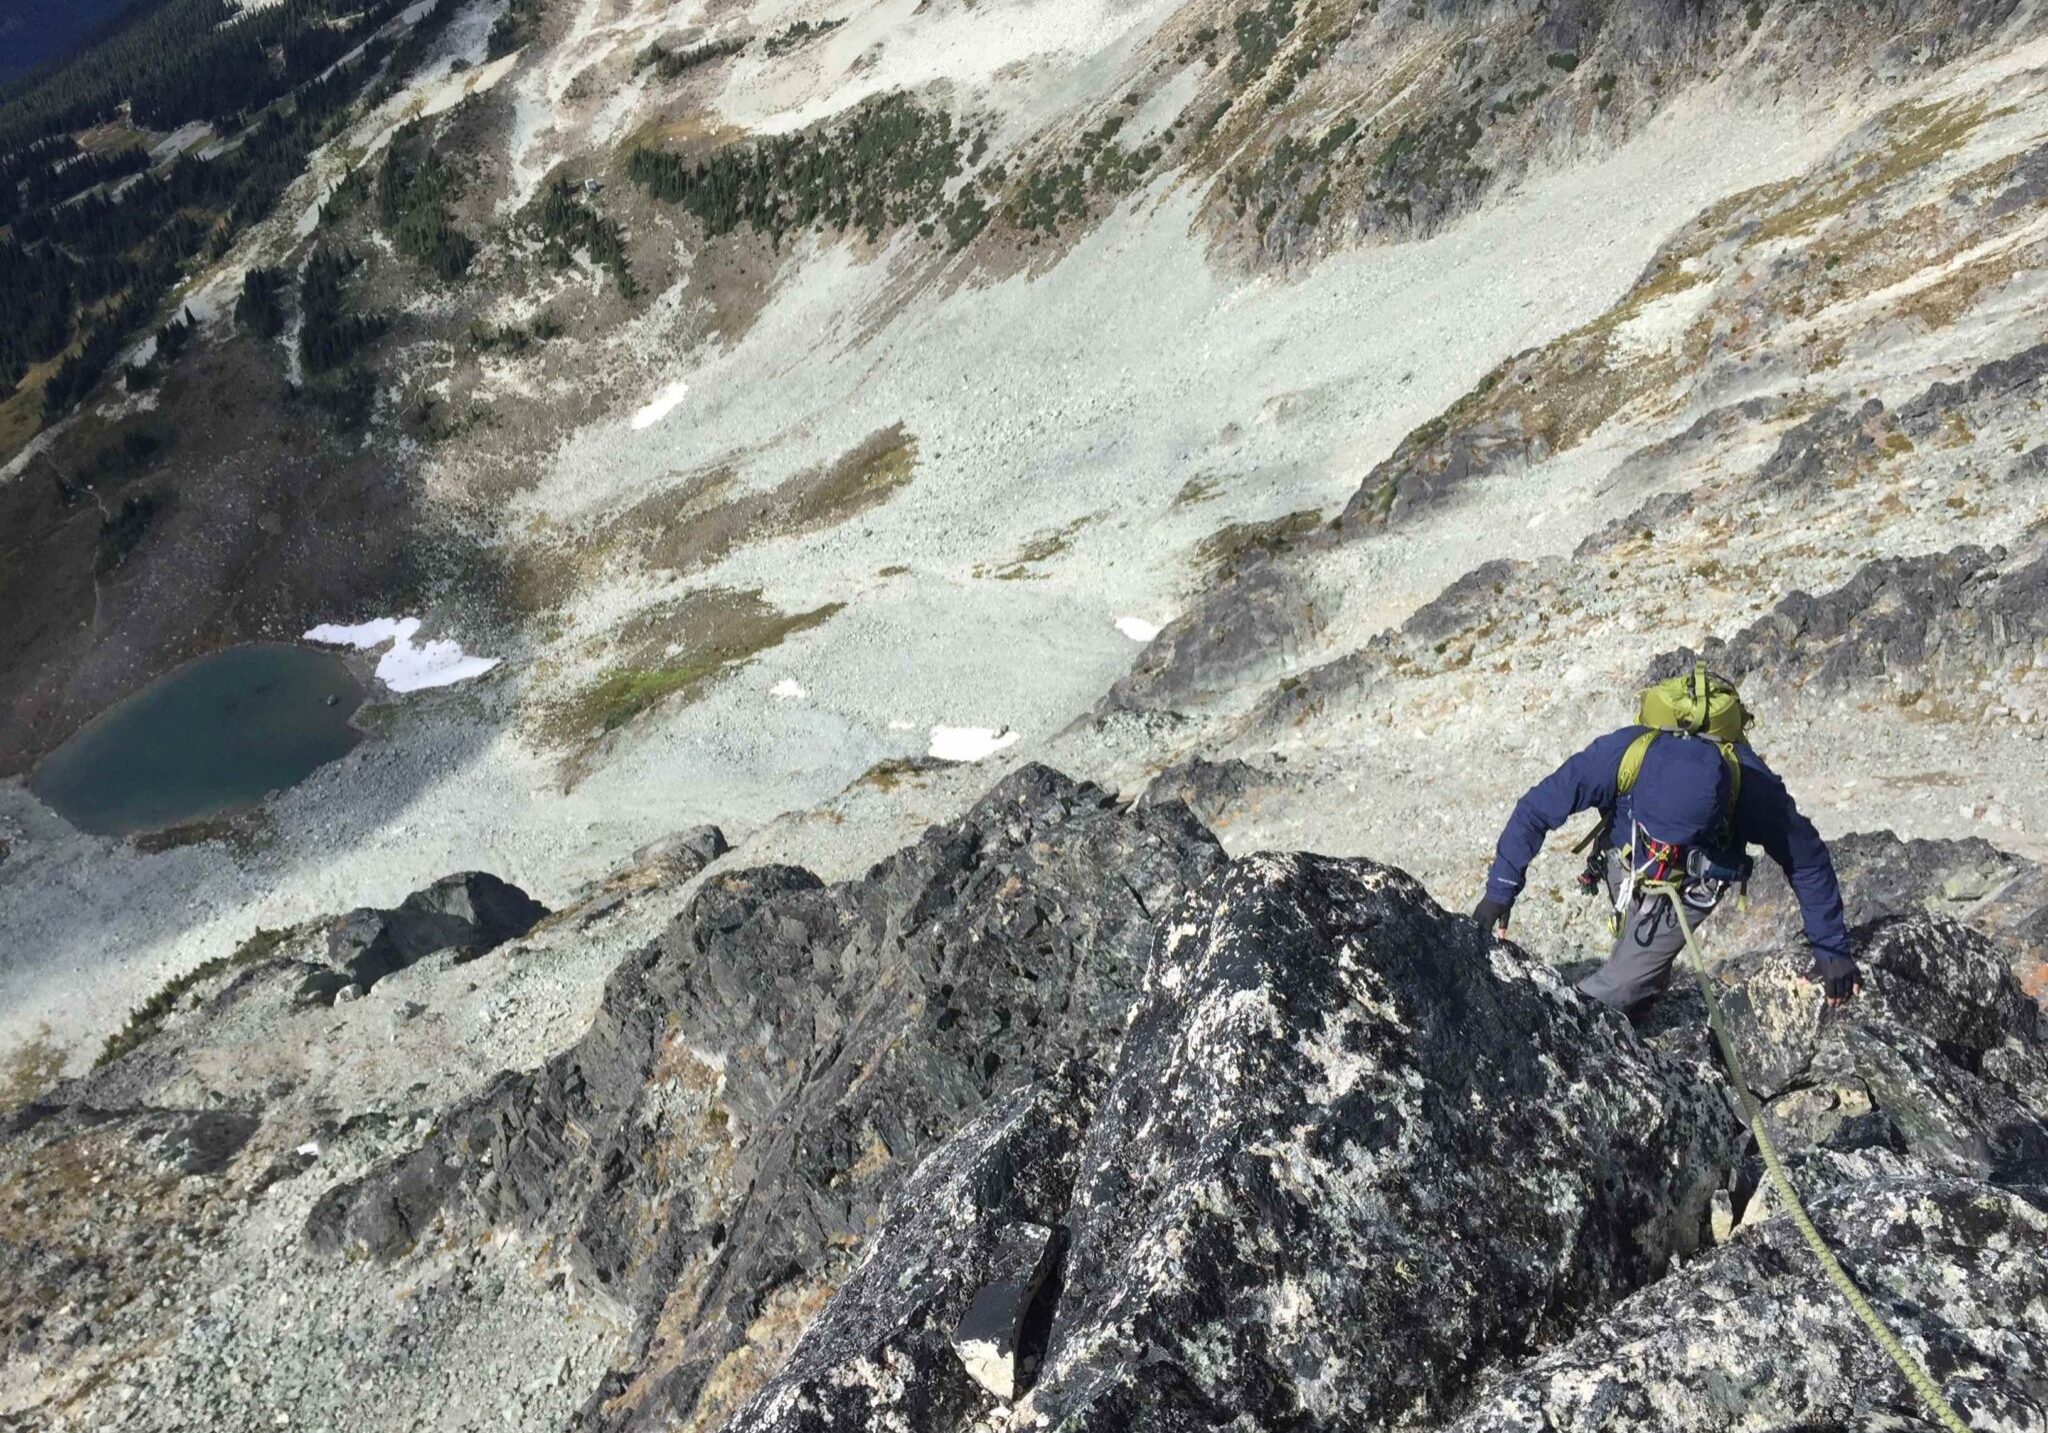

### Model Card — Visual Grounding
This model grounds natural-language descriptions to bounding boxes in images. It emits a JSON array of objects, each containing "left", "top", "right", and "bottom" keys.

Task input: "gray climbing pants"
[{"left": 1576, "top": 850, "right": 1725, "bottom": 1015}]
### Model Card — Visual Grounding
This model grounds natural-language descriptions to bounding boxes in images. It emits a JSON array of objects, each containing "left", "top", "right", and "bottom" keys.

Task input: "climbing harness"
[{"left": 1645, "top": 880, "right": 1974, "bottom": 1433}]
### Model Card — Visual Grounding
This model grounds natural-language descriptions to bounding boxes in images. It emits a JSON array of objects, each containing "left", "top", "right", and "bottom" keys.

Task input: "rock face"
[
  {"left": 710, "top": 846, "right": 2048, "bottom": 1433},
  {"left": 1651, "top": 541, "right": 2048, "bottom": 709},
  {"left": 1447, "top": 1172, "right": 2048, "bottom": 1433},
  {"left": 1024, "top": 854, "right": 1736, "bottom": 1432},
  {"left": 1714, "top": 915, "right": 2048, "bottom": 1182},
  {"left": 1136, "top": 754, "right": 1274, "bottom": 831},
  {"left": 953, "top": 1219, "right": 1061, "bottom": 1401},
  {"left": 14, "top": 757, "right": 2048, "bottom": 1433},
  {"left": 724, "top": 852, "right": 1740, "bottom": 1432},
  {"left": 1714, "top": 829, "right": 2043, "bottom": 953},
  {"left": 304, "top": 766, "right": 1225, "bottom": 1432}
]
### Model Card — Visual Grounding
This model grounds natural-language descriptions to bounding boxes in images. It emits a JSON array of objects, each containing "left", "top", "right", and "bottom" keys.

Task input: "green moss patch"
[{"left": 546, "top": 589, "right": 844, "bottom": 741}]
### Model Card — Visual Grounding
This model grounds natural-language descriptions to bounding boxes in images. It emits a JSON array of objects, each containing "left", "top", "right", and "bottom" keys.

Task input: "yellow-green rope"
[{"left": 1647, "top": 882, "right": 1972, "bottom": 1433}]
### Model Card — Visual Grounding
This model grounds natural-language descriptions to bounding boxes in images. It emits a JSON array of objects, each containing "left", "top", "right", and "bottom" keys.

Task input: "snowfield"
[{"left": 304, "top": 618, "right": 502, "bottom": 692}]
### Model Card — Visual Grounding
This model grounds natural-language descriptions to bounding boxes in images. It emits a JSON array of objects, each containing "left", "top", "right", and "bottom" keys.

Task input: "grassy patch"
[
  {"left": 1173, "top": 473, "right": 1225, "bottom": 507},
  {"left": 132, "top": 807, "right": 271, "bottom": 855},
  {"left": 978, "top": 513, "right": 1101, "bottom": 579},
  {"left": 545, "top": 589, "right": 844, "bottom": 741},
  {"left": 1754, "top": 97, "right": 2002, "bottom": 244},
  {"left": 1194, "top": 507, "right": 1322, "bottom": 576},
  {"left": 850, "top": 756, "right": 944, "bottom": 792},
  {"left": 95, "top": 925, "right": 299, "bottom": 1070},
  {"left": 630, "top": 425, "right": 918, "bottom": 574},
  {"left": 576, "top": 664, "right": 728, "bottom": 732},
  {"left": 0, "top": 350, "right": 65, "bottom": 464},
  {"left": 2, "top": 1025, "right": 66, "bottom": 1111},
  {"left": 788, "top": 424, "right": 918, "bottom": 524}
]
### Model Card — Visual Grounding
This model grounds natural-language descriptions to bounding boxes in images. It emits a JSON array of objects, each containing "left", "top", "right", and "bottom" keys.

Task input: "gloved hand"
[
  {"left": 1472, "top": 897, "right": 1511, "bottom": 936},
  {"left": 1575, "top": 847, "right": 1605, "bottom": 895},
  {"left": 1810, "top": 956, "right": 1861, "bottom": 1008}
]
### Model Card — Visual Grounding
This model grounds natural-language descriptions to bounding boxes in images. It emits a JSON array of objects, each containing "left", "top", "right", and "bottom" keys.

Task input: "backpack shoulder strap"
[
  {"left": 1716, "top": 741, "right": 1743, "bottom": 823},
  {"left": 1616, "top": 730, "right": 1657, "bottom": 795}
]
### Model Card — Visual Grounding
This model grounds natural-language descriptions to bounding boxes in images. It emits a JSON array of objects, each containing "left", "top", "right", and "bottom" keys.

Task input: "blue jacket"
[{"left": 1484, "top": 727, "right": 1853, "bottom": 967}]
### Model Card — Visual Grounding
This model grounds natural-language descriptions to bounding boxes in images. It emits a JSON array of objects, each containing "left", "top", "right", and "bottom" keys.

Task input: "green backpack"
[
  {"left": 1574, "top": 662, "right": 1750, "bottom": 861},
  {"left": 1617, "top": 660, "right": 1748, "bottom": 815}
]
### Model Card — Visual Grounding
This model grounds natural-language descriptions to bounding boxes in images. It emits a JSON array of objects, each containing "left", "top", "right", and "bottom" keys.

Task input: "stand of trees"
[
  {"left": 0, "top": 239, "right": 75, "bottom": 389},
  {"left": 487, "top": 0, "right": 544, "bottom": 60},
  {"left": 626, "top": 96, "right": 969, "bottom": 246},
  {"left": 4, "top": 4, "right": 414, "bottom": 418},
  {"left": 0, "top": 0, "right": 420, "bottom": 155},
  {"left": 634, "top": 37, "right": 746, "bottom": 80},
  {"left": 22, "top": 144, "right": 149, "bottom": 207},
  {"left": 376, "top": 122, "right": 474, "bottom": 280},
  {"left": 298, "top": 246, "right": 385, "bottom": 375},
  {"left": 534, "top": 178, "right": 634, "bottom": 294},
  {"left": 235, "top": 265, "right": 286, "bottom": 339}
]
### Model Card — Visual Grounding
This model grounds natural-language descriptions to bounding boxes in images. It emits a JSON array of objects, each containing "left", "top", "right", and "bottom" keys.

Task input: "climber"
[{"left": 1472, "top": 668, "right": 1859, "bottom": 1016}]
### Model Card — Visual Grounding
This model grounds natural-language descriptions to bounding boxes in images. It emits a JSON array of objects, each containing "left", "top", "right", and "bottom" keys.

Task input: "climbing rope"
[{"left": 1645, "top": 881, "right": 1973, "bottom": 1433}]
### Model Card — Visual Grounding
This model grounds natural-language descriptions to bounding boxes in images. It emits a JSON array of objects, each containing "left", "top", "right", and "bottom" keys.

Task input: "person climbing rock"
[{"left": 1472, "top": 665, "right": 1859, "bottom": 1016}]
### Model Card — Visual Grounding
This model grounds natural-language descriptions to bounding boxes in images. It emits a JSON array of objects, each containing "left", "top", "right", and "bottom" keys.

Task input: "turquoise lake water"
[{"left": 29, "top": 644, "right": 367, "bottom": 837}]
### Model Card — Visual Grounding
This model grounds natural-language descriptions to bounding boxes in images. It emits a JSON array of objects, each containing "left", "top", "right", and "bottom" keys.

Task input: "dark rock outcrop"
[
  {"left": 1714, "top": 829, "right": 2041, "bottom": 952},
  {"left": 1137, "top": 754, "right": 1274, "bottom": 830},
  {"left": 152, "top": 1108, "right": 262, "bottom": 1177},
  {"left": 310, "top": 871, "right": 549, "bottom": 1001},
  {"left": 720, "top": 1071, "right": 1094, "bottom": 1430},
  {"left": 1752, "top": 344, "right": 2048, "bottom": 500},
  {"left": 304, "top": 766, "right": 1225, "bottom": 1432},
  {"left": 1025, "top": 853, "right": 1736, "bottom": 1432},
  {"left": 1649, "top": 541, "right": 2048, "bottom": 707},
  {"left": 726, "top": 851, "right": 1741, "bottom": 1432},
  {"left": 712, "top": 839, "right": 2048, "bottom": 1433},
  {"left": 1713, "top": 916, "right": 2048, "bottom": 1181},
  {"left": 1336, "top": 396, "right": 1530, "bottom": 531},
  {"left": 1246, "top": 557, "right": 1534, "bottom": 733},
  {"left": 629, "top": 823, "right": 728, "bottom": 872},
  {"left": 1097, "top": 560, "right": 1321, "bottom": 716}
]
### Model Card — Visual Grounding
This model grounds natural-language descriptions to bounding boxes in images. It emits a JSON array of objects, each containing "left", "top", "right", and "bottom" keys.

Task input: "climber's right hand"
[
  {"left": 1810, "top": 956, "right": 1861, "bottom": 1008},
  {"left": 1472, "top": 897, "right": 1511, "bottom": 937}
]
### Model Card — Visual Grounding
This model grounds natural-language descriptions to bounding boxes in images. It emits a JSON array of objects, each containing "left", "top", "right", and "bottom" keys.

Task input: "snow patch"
[
  {"left": 304, "top": 617, "right": 501, "bottom": 692},
  {"left": 929, "top": 726, "right": 1019, "bottom": 762},
  {"left": 630, "top": 379, "right": 690, "bottom": 430},
  {"left": 1115, "top": 616, "right": 1163, "bottom": 642},
  {"left": 770, "top": 678, "right": 807, "bottom": 700}
]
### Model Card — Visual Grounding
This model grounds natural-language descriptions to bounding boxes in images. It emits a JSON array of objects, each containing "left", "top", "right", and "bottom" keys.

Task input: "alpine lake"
[{"left": 29, "top": 643, "right": 367, "bottom": 837}]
